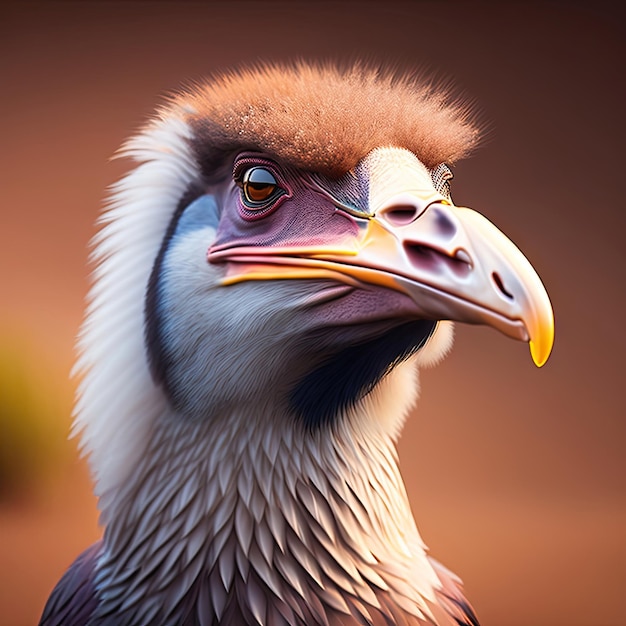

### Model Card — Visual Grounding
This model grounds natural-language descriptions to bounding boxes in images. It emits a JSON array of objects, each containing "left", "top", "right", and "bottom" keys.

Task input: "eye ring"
[{"left": 232, "top": 156, "right": 291, "bottom": 221}]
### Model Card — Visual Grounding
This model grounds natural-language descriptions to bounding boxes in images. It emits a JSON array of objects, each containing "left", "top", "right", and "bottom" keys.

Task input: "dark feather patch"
[{"left": 290, "top": 320, "right": 436, "bottom": 429}]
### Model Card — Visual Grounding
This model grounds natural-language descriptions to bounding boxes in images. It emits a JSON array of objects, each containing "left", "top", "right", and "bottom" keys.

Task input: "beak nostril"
[
  {"left": 492, "top": 272, "right": 514, "bottom": 299},
  {"left": 382, "top": 205, "right": 420, "bottom": 226},
  {"left": 404, "top": 242, "right": 471, "bottom": 278}
]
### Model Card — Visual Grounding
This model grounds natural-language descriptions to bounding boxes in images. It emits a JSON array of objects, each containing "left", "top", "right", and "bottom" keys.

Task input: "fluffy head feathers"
[{"left": 183, "top": 63, "right": 480, "bottom": 179}]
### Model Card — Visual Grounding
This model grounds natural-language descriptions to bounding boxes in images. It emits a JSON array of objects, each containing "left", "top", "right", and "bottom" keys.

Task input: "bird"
[{"left": 40, "top": 62, "right": 554, "bottom": 626}]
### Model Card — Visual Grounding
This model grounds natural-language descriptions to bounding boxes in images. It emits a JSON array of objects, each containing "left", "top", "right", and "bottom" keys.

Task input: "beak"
[
  {"left": 210, "top": 200, "right": 554, "bottom": 367},
  {"left": 342, "top": 202, "right": 554, "bottom": 367}
]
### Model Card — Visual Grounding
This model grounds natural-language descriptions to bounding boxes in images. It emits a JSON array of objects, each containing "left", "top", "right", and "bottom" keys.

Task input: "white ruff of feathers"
[
  {"left": 73, "top": 107, "right": 200, "bottom": 495},
  {"left": 72, "top": 106, "right": 459, "bottom": 624}
]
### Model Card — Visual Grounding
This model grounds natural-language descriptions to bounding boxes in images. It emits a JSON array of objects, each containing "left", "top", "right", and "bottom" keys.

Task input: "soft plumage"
[
  {"left": 40, "top": 62, "right": 553, "bottom": 626},
  {"left": 183, "top": 64, "right": 479, "bottom": 177}
]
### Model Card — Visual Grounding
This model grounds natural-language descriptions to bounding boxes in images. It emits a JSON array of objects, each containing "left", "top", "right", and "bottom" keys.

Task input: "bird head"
[{"left": 74, "top": 63, "right": 553, "bottom": 497}]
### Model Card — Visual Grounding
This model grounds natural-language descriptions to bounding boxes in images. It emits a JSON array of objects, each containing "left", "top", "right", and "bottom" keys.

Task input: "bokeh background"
[{"left": 1, "top": 1, "right": 624, "bottom": 625}]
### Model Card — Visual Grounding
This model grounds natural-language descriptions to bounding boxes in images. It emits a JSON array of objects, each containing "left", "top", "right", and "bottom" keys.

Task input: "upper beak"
[
  {"left": 335, "top": 201, "right": 555, "bottom": 366},
  {"left": 211, "top": 198, "right": 554, "bottom": 367}
]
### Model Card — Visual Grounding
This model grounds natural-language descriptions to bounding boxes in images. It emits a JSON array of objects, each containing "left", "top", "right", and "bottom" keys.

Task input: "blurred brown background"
[{"left": 1, "top": 1, "right": 624, "bottom": 625}]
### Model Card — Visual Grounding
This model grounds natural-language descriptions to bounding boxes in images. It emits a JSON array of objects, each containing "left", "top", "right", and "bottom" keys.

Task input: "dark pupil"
[{"left": 247, "top": 182, "right": 274, "bottom": 200}]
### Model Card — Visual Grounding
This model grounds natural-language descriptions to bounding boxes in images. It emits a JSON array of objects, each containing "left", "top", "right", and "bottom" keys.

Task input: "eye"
[
  {"left": 430, "top": 163, "right": 454, "bottom": 201},
  {"left": 239, "top": 167, "right": 283, "bottom": 206}
]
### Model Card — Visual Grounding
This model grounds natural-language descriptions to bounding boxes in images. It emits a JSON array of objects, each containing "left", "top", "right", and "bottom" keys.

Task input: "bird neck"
[{"left": 95, "top": 369, "right": 442, "bottom": 623}]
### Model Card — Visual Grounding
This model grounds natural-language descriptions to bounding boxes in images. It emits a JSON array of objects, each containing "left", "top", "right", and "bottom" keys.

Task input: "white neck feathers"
[
  {"left": 73, "top": 109, "right": 200, "bottom": 497},
  {"left": 94, "top": 357, "right": 447, "bottom": 624}
]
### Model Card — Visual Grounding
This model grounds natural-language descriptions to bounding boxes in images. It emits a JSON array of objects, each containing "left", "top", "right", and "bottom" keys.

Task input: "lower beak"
[{"left": 210, "top": 203, "right": 554, "bottom": 367}]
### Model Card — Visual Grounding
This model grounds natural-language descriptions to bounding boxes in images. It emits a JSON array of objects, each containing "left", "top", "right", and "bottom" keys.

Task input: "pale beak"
[
  {"left": 211, "top": 199, "right": 554, "bottom": 367},
  {"left": 338, "top": 201, "right": 555, "bottom": 367}
]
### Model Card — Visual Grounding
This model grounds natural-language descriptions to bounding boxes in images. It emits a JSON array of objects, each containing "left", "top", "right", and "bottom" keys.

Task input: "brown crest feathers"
[{"left": 178, "top": 62, "right": 481, "bottom": 179}]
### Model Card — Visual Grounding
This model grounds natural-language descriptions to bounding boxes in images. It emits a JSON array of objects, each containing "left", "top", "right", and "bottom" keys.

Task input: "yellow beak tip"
[{"left": 529, "top": 338, "right": 553, "bottom": 368}]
